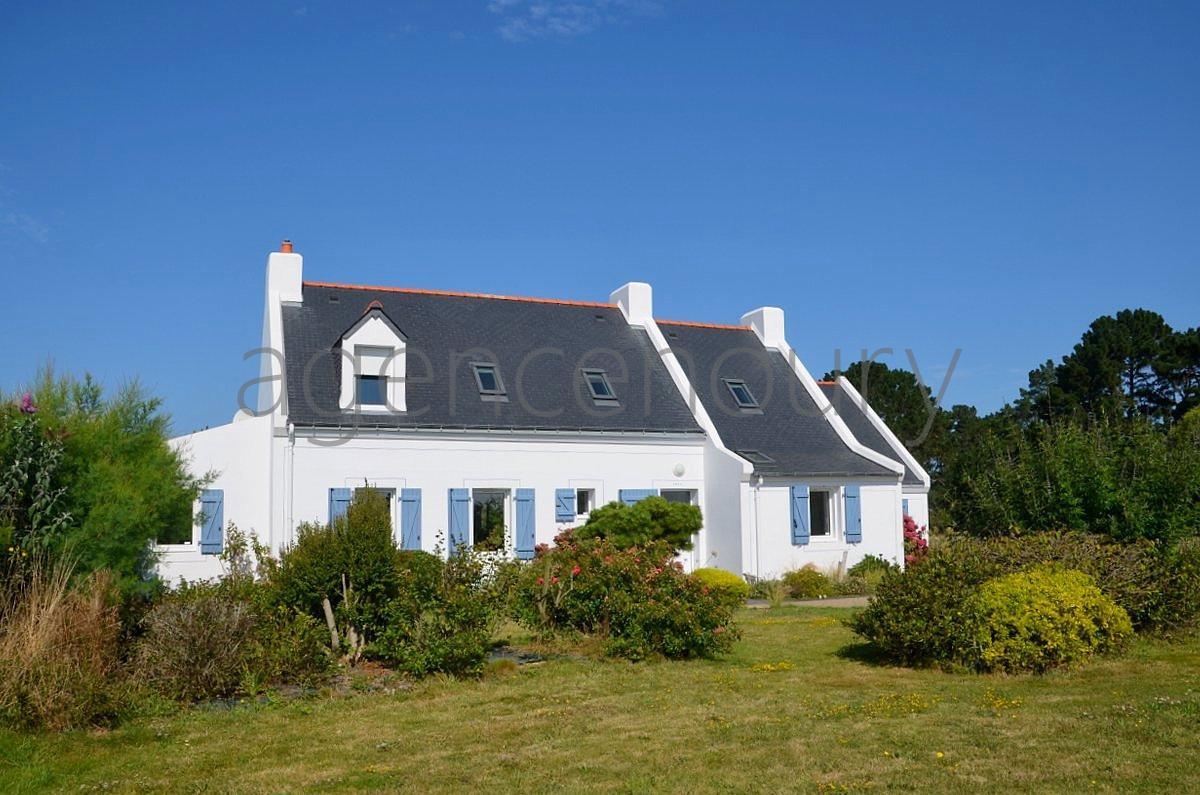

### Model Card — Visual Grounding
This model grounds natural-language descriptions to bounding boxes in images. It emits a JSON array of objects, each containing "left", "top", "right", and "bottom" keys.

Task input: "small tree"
[
  {"left": 270, "top": 487, "right": 401, "bottom": 648},
  {"left": 575, "top": 497, "right": 702, "bottom": 552}
]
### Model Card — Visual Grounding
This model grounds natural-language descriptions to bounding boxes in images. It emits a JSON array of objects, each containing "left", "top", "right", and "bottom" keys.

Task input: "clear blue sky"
[{"left": 2, "top": 1, "right": 1197, "bottom": 433}]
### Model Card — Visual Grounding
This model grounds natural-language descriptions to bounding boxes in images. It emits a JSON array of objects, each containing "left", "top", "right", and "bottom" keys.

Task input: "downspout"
[
  {"left": 753, "top": 475, "right": 763, "bottom": 579},
  {"left": 285, "top": 421, "right": 295, "bottom": 553}
]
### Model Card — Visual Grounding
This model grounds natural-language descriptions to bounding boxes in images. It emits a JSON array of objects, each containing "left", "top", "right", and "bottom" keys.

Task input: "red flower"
[
  {"left": 536, "top": 577, "right": 544, "bottom": 586},
  {"left": 551, "top": 576, "right": 559, "bottom": 585},
  {"left": 571, "top": 565, "right": 581, "bottom": 576}
]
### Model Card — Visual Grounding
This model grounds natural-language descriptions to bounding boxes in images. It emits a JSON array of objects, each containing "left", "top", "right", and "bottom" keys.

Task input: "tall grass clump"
[{"left": 0, "top": 557, "right": 127, "bottom": 730}]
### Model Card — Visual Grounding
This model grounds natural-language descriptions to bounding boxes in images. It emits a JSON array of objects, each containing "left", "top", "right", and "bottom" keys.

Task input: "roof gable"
[
  {"left": 660, "top": 322, "right": 895, "bottom": 478},
  {"left": 818, "top": 381, "right": 928, "bottom": 487}
]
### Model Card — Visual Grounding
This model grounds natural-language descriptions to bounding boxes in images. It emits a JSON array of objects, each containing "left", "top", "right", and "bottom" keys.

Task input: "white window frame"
[
  {"left": 470, "top": 487, "right": 512, "bottom": 554},
  {"left": 660, "top": 488, "right": 698, "bottom": 506},
  {"left": 574, "top": 488, "right": 595, "bottom": 518},
  {"left": 807, "top": 486, "right": 844, "bottom": 543}
]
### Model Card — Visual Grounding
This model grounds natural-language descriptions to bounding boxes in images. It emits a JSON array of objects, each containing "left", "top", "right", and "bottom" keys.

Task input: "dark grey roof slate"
[
  {"left": 282, "top": 284, "right": 703, "bottom": 434},
  {"left": 660, "top": 323, "right": 897, "bottom": 479},
  {"left": 819, "top": 382, "right": 925, "bottom": 487}
]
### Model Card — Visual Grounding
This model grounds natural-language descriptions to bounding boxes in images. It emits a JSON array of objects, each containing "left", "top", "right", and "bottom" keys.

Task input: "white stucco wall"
[
  {"left": 902, "top": 490, "right": 930, "bottom": 530},
  {"left": 699, "top": 440, "right": 750, "bottom": 574},
  {"left": 746, "top": 478, "right": 903, "bottom": 579},
  {"left": 157, "top": 425, "right": 709, "bottom": 582},
  {"left": 278, "top": 431, "right": 706, "bottom": 561},
  {"left": 157, "top": 413, "right": 273, "bottom": 584}
]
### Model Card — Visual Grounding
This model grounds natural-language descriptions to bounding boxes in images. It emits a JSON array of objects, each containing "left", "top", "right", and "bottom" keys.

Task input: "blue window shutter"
[
  {"left": 902, "top": 498, "right": 910, "bottom": 517},
  {"left": 790, "top": 485, "right": 810, "bottom": 546},
  {"left": 400, "top": 488, "right": 422, "bottom": 551},
  {"left": 448, "top": 488, "right": 470, "bottom": 554},
  {"left": 199, "top": 489, "right": 224, "bottom": 555},
  {"left": 328, "top": 488, "right": 352, "bottom": 524},
  {"left": 515, "top": 488, "right": 536, "bottom": 560},
  {"left": 555, "top": 488, "right": 575, "bottom": 522},
  {"left": 845, "top": 485, "right": 863, "bottom": 544},
  {"left": 619, "top": 488, "right": 658, "bottom": 506}
]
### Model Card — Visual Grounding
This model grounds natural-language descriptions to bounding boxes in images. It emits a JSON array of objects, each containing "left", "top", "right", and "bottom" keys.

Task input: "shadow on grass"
[{"left": 834, "top": 641, "right": 895, "bottom": 667}]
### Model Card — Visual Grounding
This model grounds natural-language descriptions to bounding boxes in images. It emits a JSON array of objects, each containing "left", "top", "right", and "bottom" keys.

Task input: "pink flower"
[
  {"left": 551, "top": 576, "right": 559, "bottom": 585},
  {"left": 571, "top": 565, "right": 581, "bottom": 576},
  {"left": 18, "top": 393, "right": 36, "bottom": 415},
  {"left": 536, "top": 577, "right": 544, "bottom": 586}
]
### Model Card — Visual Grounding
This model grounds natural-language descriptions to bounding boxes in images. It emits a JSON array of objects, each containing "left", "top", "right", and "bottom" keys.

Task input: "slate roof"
[
  {"left": 818, "top": 382, "right": 925, "bottom": 487},
  {"left": 281, "top": 283, "right": 704, "bottom": 434},
  {"left": 659, "top": 322, "right": 897, "bottom": 479}
]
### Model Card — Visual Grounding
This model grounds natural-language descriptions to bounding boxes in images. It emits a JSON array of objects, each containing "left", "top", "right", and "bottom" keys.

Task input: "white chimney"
[
  {"left": 741, "top": 306, "right": 786, "bottom": 349},
  {"left": 267, "top": 239, "right": 303, "bottom": 303},
  {"left": 610, "top": 282, "right": 653, "bottom": 326}
]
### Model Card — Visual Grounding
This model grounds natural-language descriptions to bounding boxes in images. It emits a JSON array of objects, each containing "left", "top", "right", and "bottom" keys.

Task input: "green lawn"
[{"left": 2, "top": 607, "right": 1198, "bottom": 793}]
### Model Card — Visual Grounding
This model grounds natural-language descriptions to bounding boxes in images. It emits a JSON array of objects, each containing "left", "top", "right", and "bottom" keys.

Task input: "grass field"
[{"left": 2, "top": 607, "right": 1198, "bottom": 793}]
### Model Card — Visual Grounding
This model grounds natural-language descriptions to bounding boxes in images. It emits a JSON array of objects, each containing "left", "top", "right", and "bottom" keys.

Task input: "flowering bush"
[
  {"left": 509, "top": 532, "right": 739, "bottom": 660},
  {"left": 903, "top": 514, "right": 929, "bottom": 565},
  {"left": 851, "top": 532, "right": 1197, "bottom": 669},
  {"left": 691, "top": 567, "right": 750, "bottom": 606},
  {"left": 781, "top": 565, "right": 835, "bottom": 599},
  {"left": 965, "top": 567, "right": 1133, "bottom": 672}
]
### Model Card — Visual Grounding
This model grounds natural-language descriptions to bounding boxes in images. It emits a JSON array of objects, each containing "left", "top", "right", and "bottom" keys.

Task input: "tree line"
[{"left": 826, "top": 308, "right": 1200, "bottom": 543}]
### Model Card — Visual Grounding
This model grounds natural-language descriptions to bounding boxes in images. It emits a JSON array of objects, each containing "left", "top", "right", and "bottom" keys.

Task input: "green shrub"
[
  {"left": 250, "top": 607, "right": 335, "bottom": 689},
  {"left": 833, "top": 575, "right": 870, "bottom": 596},
  {"left": 509, "top": 533, "right": 738, "bottom": 660},
  {"left": 691, "top": 568, "right": 750, "bottom": 606},
  {"left": 1154, "top": 539, "right": 1200, "bottom": 634},
  {"left": 574, "top": 497, "right": 702, "bottom": 552},
  {"left": 136, "top": 586, "right": 258, "bottom": 702},
  {"left": 850, "top": 550, "right": 994, "bottom": 667},
  {"left": 781, "top": 566, "right": 834, "bottom": 599},
  {"left": 847, "top": 555, "right": 898, "bottom": 578},
  {"left": 937, "top": 531, "right": 1196, "bottom": 633},
  {"left": 944, "top": 415, "right": 1200, "bottom": 544},
  {"left": 270, "top": 489, "right": 402, "bottom": 644},
  {"left": 373, "top": 548, "right": 501, "bottom": 677},
  {"left": 964, "top": 567, "right": 1133, "bottom": 672},
  {"left": 0, "top": 560, "right": 128, "bottom": 730},
  {"left": 2, "top": 372, "right": 201, "bottom": 597},
  {"left": 136, "top": 579, "right": 333, "bottom": 702},
  {"left": 850, "top": 532, "right": 1196, "bottom": 668}
]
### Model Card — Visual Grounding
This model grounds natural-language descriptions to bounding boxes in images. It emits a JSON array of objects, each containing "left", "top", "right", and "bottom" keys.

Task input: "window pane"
[
  {"left": 472, "top": 489, "right": 506, "bottom": 551},
  {"left": 586, "top": 371, "right": 614, "bottom": 398},
  {"left": 726, "top": 380, "right": 757, "bottom": 407},
  {"left": 575, "top": 489, "right": 591, "bottom": 516},
  {"left": 661, "top": 489, "right": 694, "bottom": 505},
  {"left": 810, "top": 491, "right": 830, "bottom": 536},
  {"left": 475, "top": 365, "right": 500, "bottom": 393},
  {"left": 357, "top": 375, "right": 386, "bottom": 406}
]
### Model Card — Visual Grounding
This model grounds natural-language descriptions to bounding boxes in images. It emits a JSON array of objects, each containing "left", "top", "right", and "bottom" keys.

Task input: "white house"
[{"left": 157, "top": 242, "right": 929, "bottom": 582}]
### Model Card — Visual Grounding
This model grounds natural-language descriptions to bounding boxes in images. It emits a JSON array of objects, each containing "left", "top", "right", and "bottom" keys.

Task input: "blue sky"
[{"left": 2, "top": 1, "right": 1197, "bottom": 433}]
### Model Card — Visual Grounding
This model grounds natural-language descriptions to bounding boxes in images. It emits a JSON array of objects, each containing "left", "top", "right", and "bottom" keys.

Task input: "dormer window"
[
  {"left": 723, "top": 378, "right": 759, "bottom": 409},
  {"left": 583, "top": 369, "right": 618, "bottom": 403},
  {"left": 472, "top": 363, "right": 507, "bottom": 400},
  {"left": 338, "top": 301, "right": 407, "bottom": 413}
]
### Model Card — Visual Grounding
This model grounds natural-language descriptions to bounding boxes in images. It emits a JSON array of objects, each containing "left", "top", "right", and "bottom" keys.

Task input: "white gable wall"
[
  {"left": 159, "top": 412, "right": 273, "bottom": 584},
  {"left": 749, "top": 478, "right": 903, "bottom": 579}
]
